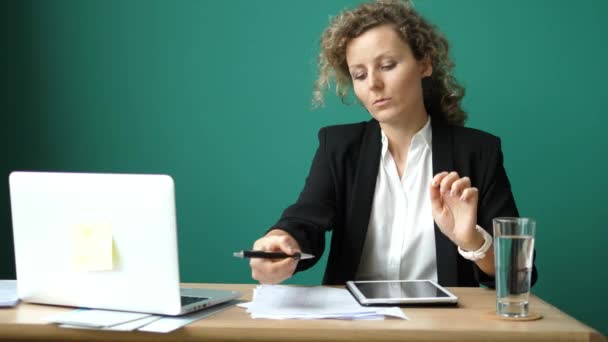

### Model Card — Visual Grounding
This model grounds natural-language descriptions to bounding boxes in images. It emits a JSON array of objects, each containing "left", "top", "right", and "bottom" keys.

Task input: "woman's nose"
[{"left": 368, "top": 71, "right": 383, "bottom": 90}]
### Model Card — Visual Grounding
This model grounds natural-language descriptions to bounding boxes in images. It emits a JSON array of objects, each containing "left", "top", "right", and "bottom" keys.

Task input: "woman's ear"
[{"left": 419, "top": 57, "right": 433, "bottom": 77}]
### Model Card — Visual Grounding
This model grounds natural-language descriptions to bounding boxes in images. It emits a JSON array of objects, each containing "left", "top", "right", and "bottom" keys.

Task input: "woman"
[{"left": 249, "top": 0, "right": 537, "bottom": 287}]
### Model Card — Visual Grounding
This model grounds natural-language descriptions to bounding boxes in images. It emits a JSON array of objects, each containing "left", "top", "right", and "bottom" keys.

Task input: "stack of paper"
[
  {"left": 239, "top": 285, "right": 407, "bottom": 320},
  {"left": 44, "top": 300, "right": 237, "bottom": 333},
  {"left": 45, "top": 309, "right": 157, "bottom": 330},
  {"left": 0, "top": 280, "right": 18, "bottom": 307}
]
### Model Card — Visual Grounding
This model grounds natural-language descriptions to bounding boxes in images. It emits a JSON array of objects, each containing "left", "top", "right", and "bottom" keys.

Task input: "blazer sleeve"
[
  {"left": 474, "top": 138, "right": 538, "bottom": 288},
  {"left": 268, "top": 128, "right": 337, "bottom": 273}
]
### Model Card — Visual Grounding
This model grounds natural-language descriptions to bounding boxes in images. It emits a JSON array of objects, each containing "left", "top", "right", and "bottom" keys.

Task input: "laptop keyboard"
[{"left": 181, "top": 295, "right": 208, "bottom": 306}]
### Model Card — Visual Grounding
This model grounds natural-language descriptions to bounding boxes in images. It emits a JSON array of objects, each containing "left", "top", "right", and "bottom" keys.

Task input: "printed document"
[{"left": 239, "top": 285, "right": 407, "bottom": 320}]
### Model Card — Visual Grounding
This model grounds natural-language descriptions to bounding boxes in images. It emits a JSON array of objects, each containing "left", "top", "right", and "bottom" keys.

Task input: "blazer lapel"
[
  {"left": 431, "top": 115, "right": 459, "bottom": 286},
  {"left": 342, "top": 120, "right": 381, "bottom": 282}
]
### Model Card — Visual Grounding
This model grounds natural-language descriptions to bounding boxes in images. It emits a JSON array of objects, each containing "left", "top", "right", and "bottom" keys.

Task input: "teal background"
[{"left": 1, "top": 0, "right": 606, "bottom": 335}]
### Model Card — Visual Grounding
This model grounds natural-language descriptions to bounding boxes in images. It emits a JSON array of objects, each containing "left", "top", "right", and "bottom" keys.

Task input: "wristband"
[{"left": 457, "top": 225, "right": 493, "bottom": 261}]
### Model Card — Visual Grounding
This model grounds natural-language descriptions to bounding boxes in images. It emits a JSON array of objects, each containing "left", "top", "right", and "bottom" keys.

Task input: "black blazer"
[{"left": 272, "top": 115, "right": 538, "bottom": 287}]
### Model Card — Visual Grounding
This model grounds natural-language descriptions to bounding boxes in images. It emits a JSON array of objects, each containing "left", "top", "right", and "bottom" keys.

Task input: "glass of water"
[{"left": 493, "top": 217, "right": 536, "bottom": 318}]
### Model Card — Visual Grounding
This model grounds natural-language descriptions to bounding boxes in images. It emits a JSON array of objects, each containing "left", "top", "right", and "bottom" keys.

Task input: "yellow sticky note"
[{"left": 72, "top": 223, "right": 113, "bottom": 272}]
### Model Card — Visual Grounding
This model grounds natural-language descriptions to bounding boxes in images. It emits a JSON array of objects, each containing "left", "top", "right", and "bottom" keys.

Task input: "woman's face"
[{"left": 346, "top": 24, "right": 431, "bottom": 125}]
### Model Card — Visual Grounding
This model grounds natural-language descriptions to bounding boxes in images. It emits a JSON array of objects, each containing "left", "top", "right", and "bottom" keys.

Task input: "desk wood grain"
[{"left": 0, "top": 284, "right": 605, "bottom": 342}]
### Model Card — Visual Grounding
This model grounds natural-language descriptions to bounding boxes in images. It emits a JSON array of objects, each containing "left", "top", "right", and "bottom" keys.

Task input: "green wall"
[{"left": 1, "top": 0, "right": 606, "bottom": 335}]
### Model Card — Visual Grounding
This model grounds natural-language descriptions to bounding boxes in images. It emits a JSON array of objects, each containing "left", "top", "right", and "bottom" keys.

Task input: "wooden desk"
[{"left": 0, "top": 284, "right": 605, "bottom": 342}]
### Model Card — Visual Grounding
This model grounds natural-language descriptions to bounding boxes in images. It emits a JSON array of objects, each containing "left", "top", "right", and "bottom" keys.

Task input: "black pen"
[{"left": 233, "top": 250, "right": 314, "bottom": 260}]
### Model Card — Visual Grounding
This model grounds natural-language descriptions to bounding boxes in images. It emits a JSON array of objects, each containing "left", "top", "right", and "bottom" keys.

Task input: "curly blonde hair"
[{"left": 313, "top": 0, "right": 466, "bottom": 126}]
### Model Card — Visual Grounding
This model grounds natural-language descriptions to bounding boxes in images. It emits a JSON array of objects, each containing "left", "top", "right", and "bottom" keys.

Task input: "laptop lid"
[{"left": 9, "top": 171, "right": 238, "bottom": 316}]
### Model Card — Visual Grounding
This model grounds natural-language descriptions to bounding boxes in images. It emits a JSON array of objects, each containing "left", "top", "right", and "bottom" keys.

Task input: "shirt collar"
[
  {"left": 380, "top": 116, "right": 432, "bottom": 158},
  {"left": 417, "top": 116, "right": 433, "bottom": 149}
]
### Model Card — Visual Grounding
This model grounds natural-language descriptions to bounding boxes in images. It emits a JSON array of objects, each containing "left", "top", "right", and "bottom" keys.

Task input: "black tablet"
[{"left": 346, "top": 280, "right": 458, "bottom": 306}]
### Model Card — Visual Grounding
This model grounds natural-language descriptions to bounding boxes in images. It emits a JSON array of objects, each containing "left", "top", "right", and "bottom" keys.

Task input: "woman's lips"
[{"left": 373, "top": 98, "right": 391, "bottom": 106}]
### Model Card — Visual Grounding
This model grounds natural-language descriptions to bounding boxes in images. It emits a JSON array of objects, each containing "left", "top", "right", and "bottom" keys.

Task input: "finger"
[
  {"left": 263, "top": 230, "right": 301, "bottom": 255},
  {"left": 439, "top": 171, "right": 459, "bottom": 196},
  {"left": 459, "top": 187, "right": 479, "bottom": 202},
  {"left": 249, "top": 258, "right": 265, "bottom": 280},
  {"left": 276, "top": 235, "right": 300, "bottom": 255},
  {"left": 431, "top": 172, "right": 449, "bottom": 188},
  {"left": 252, "top": 236, "right": 276, "bottom": 251},
  {"left": 450, "top": 176, "right": 471, "bottom": 198},
  {"left": 251, "top": 257, "right": 297, "bottom": 284},
  {"left": 252, "top": 235, "right": 296, "bottom": 254},
  {"left": 430, "top": 172, "right": 450, "bottom": 214},
  {"left": 252, "top": 239, "right": 266, "bottom": 252},
  {"left": 429, "top": 180, "right": 444, "bottom": 213},
  {"left": 259, "top": 235, "right": 298, "bottom": 254},
  {"left": 250, "top": 258, "right": 275, "bottom": 283},
  {"left": 271, "top": 257, "right": 298, "bottom": 274}
]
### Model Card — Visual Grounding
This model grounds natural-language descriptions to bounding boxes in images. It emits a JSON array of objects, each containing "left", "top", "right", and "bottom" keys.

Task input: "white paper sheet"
[
  {"left": 239, "top": 285, "right": 407, "bottom": 320},
  {"left": 52, "top": 300, "right": 239, "bottom": 333},
  {"left": 138, "top": 300, "right": 238, "bottom": 333},
  {"left": 45, "top": 309, "right": 151, "bottom": 328},
  {"left": 0, "top": 280, "right": 18, "bottom": 307},
  {"left": 59, "top": 315, "right": 162, "bottom": 331}
]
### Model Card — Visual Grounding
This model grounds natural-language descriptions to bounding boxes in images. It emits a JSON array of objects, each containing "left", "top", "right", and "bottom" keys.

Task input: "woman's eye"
[
  {"left": 353, "top": 73, "right": 366, "bottom": 81},
  {"left": 380, "top": 63, "right": 395, "bottom": 71}
]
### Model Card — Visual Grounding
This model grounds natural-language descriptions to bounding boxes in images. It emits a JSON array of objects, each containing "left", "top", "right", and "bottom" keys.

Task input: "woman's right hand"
[{"left": 250, "top": 229, "right": 301, "bottom": 284}]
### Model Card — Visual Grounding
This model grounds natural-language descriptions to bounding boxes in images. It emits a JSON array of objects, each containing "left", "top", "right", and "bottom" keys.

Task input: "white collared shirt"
[{"left": 355, "top": 117, "right": 438, "bottom": 281}]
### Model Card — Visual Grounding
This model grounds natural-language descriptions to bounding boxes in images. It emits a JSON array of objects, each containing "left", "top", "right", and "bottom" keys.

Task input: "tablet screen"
[{"left": 355, "top": 280, "right": 450, "bottom": 299}]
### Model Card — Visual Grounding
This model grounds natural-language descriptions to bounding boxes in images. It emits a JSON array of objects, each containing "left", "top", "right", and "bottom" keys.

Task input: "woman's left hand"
[{"left": 430, "top": 171, "right": 483, "bottom": 251}]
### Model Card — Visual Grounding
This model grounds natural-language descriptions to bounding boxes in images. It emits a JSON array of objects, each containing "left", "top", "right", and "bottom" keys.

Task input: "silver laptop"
[{"left": 9, "top": 171, "right": 241, "bottom": 316}]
